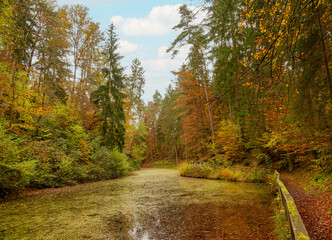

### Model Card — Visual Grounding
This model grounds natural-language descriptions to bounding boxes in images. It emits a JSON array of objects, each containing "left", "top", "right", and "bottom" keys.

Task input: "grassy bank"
[
  {"left": 179, "top": 162, "right": 271, "bottom": 183},
  {"left": 151, "top": 160, "right": 177, "bottom": 169}
]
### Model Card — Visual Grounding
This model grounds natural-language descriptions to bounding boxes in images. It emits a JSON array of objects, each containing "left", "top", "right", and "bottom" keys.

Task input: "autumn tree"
[
  {"left": 145, "top": 91, "right": 163, "bottom": 163},
  {"left": 159, "top": 85, "right": 182, "bottom": 164},
  {"left": 168, "top": 5, "right": 215, "bottom": 140},
  {"left": 174, "top": 70, "right": 215, "bottom": 159}
]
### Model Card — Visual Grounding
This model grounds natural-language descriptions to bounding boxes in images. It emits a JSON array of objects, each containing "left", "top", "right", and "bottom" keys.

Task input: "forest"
[{"left": 0, "top": 0, "right": 331, "bottom": 198}]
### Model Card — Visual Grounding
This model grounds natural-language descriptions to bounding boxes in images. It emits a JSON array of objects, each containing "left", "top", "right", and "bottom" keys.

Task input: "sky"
[{"left": 57, "top": 0, "right": 204, "bottom": 103}]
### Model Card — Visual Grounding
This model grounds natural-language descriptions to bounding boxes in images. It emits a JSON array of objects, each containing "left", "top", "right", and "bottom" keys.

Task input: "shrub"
[
  {"left": 207, "top": 170, "right": 221, "bottom": 179},
  {"left": 220, "top": 168, "right": 233, "bottom": 180},
  {"left": 0, "top": 120, "right": 37, "bottom": 194},
  {"left": 0, "top": 164, "right": 24, "bottom": 197},
  {"left": 247, "top": 169, "right": 267, "bottom": 183},
  {"left": 91, "top": 147, "right": 130, "bottom": 180}
]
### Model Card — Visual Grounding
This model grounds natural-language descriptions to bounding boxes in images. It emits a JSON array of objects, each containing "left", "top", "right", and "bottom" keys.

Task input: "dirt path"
[{"left": 281, "top": 173, "right": 332, "bottom": 240}]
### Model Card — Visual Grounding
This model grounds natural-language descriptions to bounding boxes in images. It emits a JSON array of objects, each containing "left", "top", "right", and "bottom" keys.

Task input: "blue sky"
[{"left": 57, "top": 0, "right": 203, "bottom": 102}]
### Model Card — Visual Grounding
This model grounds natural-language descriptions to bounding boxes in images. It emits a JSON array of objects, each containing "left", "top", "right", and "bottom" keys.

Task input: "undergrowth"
[
  {"left": 272, "top": 193, "right": 291, "bottom": 240},
  {"left": 151, "top": 160, "right": 177, "bottom": 169}
]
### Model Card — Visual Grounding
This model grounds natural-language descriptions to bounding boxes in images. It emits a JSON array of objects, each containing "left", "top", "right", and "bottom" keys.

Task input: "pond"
[{"left": 0, "top": 168, "right": 274, "bottom": 239}]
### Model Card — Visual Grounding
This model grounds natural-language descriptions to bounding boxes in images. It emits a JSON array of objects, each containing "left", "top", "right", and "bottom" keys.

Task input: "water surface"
[{"left": 0, "top": 168, "right": 274, "bottom": 239}]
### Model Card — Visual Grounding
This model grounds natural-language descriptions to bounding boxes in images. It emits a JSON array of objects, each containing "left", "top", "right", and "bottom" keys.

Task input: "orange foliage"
[{"left": 174, "top": 71, "right": 216, "bottom": 158}]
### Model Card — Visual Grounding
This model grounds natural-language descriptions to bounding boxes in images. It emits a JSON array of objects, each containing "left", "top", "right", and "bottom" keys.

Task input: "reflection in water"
[{"left": 0, "top": 169, "right": 274, "bottom": 240}]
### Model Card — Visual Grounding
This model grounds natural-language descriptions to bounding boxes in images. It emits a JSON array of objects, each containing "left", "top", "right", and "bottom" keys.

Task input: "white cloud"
[
  {"left": 109, "top": 4, "right": 206, "bottom": 101},
  {"left": 145, "top": 45, "right": 189, "bottom": 69},
  {"left": 111, "top": 4, "right": 182, "bottom": 36},
  {"left": 157, "top": 46, "right": 169, "bottom": 59},
  {"left": 118, "top": 40, "right": 138, "bottom": 54},
  {"left": 141, "top": 45, "right": 191, "bottom": 101}
]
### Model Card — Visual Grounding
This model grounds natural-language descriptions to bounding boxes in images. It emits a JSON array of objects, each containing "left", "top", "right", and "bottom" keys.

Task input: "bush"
[
  {"left": 0, "top": 112, "right": 133, "bottom": 197},
  {"left": 0, "top": 164, "right": 24, "bottom": 197},
  {"left": 247, "top": 169, "right": 267, "bottom": 183},
  {"left": 0, "top": 120, "right": 37, "bottom": 194},
  {"left": 90, "top": 147, "right": 130, "bottom": 180}
]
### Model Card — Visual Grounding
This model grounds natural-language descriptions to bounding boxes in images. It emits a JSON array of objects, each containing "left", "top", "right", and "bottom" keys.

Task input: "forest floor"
[{"left": 281, "top": 170, "right": 332, "bottom": 240}]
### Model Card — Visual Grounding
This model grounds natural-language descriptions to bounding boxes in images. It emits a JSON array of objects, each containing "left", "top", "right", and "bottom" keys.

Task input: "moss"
[
  {"left": 328, "top": 206, "right": 332, "bottom": 214},
  {"left": 287, "top": 200, "right": 297, "bottom": 216},
  {"left": 297, "top": 232, "right": 309, "bottom": 240},
  {"left": 278, "top": 181, "right": 288, "bottom": 192}
]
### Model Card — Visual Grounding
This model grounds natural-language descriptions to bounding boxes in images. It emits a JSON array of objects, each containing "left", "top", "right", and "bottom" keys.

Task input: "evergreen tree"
[
  {"left": 92, "top": 24, "right": 126, "bottom": 151},
  {"left": 126, "top": 58, "right": 145, "bottom": 120}
]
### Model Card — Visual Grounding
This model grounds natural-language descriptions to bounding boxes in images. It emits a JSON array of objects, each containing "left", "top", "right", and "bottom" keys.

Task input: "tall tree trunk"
[
  {"left": 229, "top": 99, "right": 233, "bottom": 120},
  {"left": 9, "top": 59, "right": 18, "bottom": 128},
  {"left": 317, "top": 14, "right": 332, "bottom": 97},
  {"left": 150, "top": 146, "right": 154, "bottom": 163},
  {"left": 174, "top": 143, "right": 179, "bottom": 165},
  {"left": 72, "top": 45, "right": 78, "bottom": 98},
  {"left": 196, "top": 48, "right": 215, "bottom": 139}
]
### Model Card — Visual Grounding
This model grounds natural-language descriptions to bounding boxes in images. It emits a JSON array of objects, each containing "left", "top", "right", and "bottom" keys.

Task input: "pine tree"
[
  {"left": 92, "top": 24, "right": 126, "bottom": 151},
  {"left": 126, "top": 58, "right": 145, "bottom": 120}
]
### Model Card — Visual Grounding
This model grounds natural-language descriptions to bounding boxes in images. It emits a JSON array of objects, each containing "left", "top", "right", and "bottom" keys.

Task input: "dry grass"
[{"left": 179, "top": 162, "right": 269, "bottom": 183}]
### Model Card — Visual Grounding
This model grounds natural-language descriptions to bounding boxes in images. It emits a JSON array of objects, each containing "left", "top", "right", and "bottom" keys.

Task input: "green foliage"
[
  {"left": 0, "top": 1, "right": 136, "bottom": 197},
  {"left": 0, "top": 107, "right": 133, "bottom": 195},
  {"left": 126, "top": 58, "right": 146, "bottom": 120},
  {"left": 131, "top": 122, "right": 147, "bottom": 166},
  {"left": 253, "top": 151, "right": 272, "bottom": 169},
  {"left": 93, "top": 24, "right": 126, "bottom": 151},
  {"left": 0, "top": 119, "right": 36, "bottom": 194},
  {"left": 301, "top": 172, "right": 332, "bottom": 192},
  {"left": 46, "top": 103, "right": 79, "bottom": 130},
  {"left": 90, "top": 147, "right": 130, "bottom": 180},
  {"left": 272, "top": 193, "right": 291, "bottom": 240},
  {"left": 328, "top": 206, "right": 332, "bottom": 215},
  {"left": 0, "top": 164, "right": 24, "bottom": 197},
  {"left": 311, "top": 144, "right": 332, "bottom": 169}
]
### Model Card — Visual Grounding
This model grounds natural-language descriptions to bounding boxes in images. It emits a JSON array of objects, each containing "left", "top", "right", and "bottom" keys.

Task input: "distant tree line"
[{"left": 144, "top": 0, "right": 332, "bottom": 173}]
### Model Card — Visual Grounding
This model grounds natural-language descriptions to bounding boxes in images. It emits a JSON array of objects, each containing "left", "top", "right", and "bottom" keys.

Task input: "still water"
[{"left": 0, "top": 169, "right": 274, "bottom": 240}]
